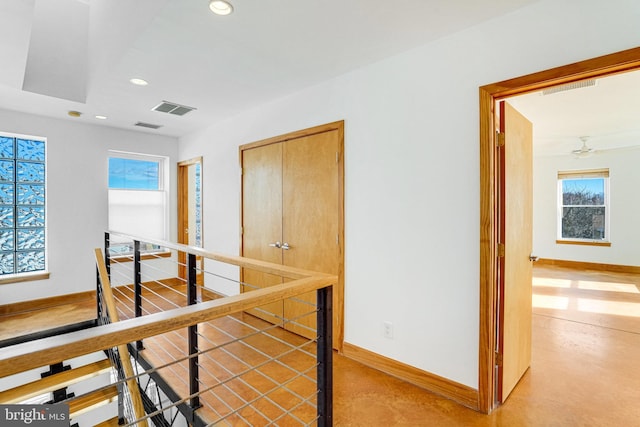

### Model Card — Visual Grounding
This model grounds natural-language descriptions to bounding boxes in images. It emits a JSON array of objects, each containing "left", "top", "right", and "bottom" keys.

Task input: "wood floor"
[{"left": 2, "top": 265, "right": 640, "bottom": 425}]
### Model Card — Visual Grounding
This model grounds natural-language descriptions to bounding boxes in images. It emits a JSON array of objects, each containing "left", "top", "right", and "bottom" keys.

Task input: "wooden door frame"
[
  {"left": 178, "top": 156, "right": 203, "bottom": 280},
  {"left": 478, "top": 47, "right": 640, "bottom": 413},
  {"left": 239, "top": 120, "right": 345, "bottom": 351}
]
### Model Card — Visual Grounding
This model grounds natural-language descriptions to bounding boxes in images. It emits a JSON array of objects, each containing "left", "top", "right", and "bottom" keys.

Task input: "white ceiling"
[
  {"left": 0, "top": 0, "right": 542, "bottom": 138},
  {"left": 508, "top": 70, "right": 640, "bottom": 157},
  {"left": 2, "top": 0, "right": 637, "bottom": 147}
]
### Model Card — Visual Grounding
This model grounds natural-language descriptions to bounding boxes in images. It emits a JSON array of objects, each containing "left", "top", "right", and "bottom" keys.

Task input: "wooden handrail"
[
  {"left": 0, "top": 271, "right": 337, "bottom": 378},
  {"left": 107, "top": 230, "right": 334, "bottom": 280}
]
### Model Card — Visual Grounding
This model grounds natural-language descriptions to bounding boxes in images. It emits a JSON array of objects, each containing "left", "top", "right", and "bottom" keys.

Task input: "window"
[
  {"left": 0, "top": 134, "right": 47, "bottom": 277},
  {"left": 558, "top": 169, "right": 609, "bottom": 243},
  {"left": 108, "top": 151, "right": 168, "bottom": 255}
]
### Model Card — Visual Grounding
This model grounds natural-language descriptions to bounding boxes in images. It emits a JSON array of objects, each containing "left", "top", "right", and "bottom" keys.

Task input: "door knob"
[
  {"left": 268, "top": 241, "right": 282, "bottom": 248},
  {"left": 529, "top": 254, "right": 539, "bottom": 262},
  {"left": 282, "top": 242, "right": 291, "bottom": 250}
]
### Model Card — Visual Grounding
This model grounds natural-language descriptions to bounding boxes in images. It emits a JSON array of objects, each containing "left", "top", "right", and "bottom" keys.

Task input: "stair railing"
[{"left": 1, "top": 234, "right": 337, "bottom": 426}]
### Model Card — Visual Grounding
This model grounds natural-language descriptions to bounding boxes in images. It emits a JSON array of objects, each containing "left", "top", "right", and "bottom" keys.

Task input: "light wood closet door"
[
  {"left": 241, "top": 143, "right": 283, "bottom": 325},
  {"left": 282, "top": 130, "right": 340, "bottom": 338},
  {"left": 241, "top": 122, "right": 344, "bottom": 347}
]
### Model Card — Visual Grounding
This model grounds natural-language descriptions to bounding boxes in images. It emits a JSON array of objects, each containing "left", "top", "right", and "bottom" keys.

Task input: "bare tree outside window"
[{"left": 560, "top": 176, "right": 607, "bottom": 240}]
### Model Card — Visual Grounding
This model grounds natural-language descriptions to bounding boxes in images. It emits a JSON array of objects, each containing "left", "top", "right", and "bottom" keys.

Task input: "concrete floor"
[
  {"left": 332, "top": 265, "right": 640, "bottom": 426},
  {"left": 2, "top": 265, "right": 639, "bottom": 426}
]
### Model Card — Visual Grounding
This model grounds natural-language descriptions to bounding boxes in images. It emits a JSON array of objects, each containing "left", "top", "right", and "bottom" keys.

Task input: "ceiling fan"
[{"left": 572, "top": 136, "right": 596, "bottom": 158}]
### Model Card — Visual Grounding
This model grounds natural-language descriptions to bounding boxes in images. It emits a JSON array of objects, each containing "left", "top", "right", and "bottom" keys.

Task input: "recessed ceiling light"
[
  {"left": 209, "top": 0, "right": 233, "bottom": 15},
  {"left": 95, "top": 115, "right": 108, "bottom": 120},
  {"left": 130, "top": 78, "right": 149, "bottom": 86}
]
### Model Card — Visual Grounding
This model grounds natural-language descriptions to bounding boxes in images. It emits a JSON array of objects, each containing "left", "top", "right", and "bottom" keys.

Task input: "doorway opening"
[
  {"left": 178, "top": 156, "right": 203, "bottom": 283},
  {"left": 478, "top": 47, "right": 640, "bottom": 413}
]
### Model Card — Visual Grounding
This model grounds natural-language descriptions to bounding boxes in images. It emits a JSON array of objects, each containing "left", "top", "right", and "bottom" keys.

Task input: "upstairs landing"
[{"left": 0, "top": 292, "right": 95, "bottom": 342}]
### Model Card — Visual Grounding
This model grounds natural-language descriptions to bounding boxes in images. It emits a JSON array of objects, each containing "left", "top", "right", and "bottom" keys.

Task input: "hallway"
[
  {"left": 2, "top": 265, "right": 639, "bottom": 425},
  {"left": 332, "top": 264, "right": 640, "bottom": 425}
]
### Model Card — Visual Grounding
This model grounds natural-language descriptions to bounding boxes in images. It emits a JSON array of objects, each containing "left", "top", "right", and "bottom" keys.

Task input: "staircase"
[
  {"left": 0, "top": 352, "right": 120, "bottom": 426},
  {"left": 0, "top": 359, "right": 111, "bottom": 404},
  {"left": 1, "top": 235, "right": 338, "bottom": 426}
]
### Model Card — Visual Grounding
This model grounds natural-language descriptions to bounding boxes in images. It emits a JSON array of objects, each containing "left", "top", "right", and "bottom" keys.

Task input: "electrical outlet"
[{"left": 383, "top": 321, "right": 393, "bottom": 339}]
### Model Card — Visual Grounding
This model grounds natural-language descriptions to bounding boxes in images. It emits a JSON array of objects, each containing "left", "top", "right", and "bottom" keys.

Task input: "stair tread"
[
  {"left": 68, "top": 384, "right": 119, "bottom": 418},
  {"left": 95, "top": 415, "right": 122, "bottom": 427},
  {"left": 0, "top": 359, "right": 112, "bottom": 404}
]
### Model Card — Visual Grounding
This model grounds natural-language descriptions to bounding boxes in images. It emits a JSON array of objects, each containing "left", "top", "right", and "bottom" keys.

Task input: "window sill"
[
  {"left": 556, "top": 239, "right": 611, "bottom": 247},
  {"left": 110, "top": 251, "right": 172, "bottom": 263},
  {"left": 0, "top": 272, "right": 50, "bottom": 285}
]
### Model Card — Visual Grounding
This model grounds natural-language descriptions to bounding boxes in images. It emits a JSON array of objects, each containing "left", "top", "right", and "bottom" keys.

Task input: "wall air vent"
[
  {"left": 152, "top": 101, "right": 197, "bottom": 116},
  {"left": 542, "top": 79, "right": 596, "bottom": 95},
  {"left": 134, "top": 121, "right": 163, "bottom": 129}
]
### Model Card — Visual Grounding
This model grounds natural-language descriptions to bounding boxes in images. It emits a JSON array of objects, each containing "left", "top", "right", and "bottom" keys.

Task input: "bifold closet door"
[
  {"left": 282, "top": 130, "right": 340, "bottom": 338},
  {"left": 241, "top": 142, "right": 283, "bottom": 325}
]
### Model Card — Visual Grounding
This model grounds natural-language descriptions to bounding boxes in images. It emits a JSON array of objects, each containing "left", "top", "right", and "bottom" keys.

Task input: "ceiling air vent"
[
  {"left": 134, "top": 121, "right": 163, "bottom": 130},
  {"left": 152, "top": 101, "right": 197, "bottom": 116},
  {"left": 542, "top": 79, "right": 596, "bottom": 96}
]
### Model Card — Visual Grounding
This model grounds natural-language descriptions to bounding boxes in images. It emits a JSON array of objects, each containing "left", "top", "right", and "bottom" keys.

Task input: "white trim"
[
  {"left": 108, "top": 151, "right": 170, "bottom": 244},
  {"left": 557, "top": 171, "right": 610, "bottom": 242}
]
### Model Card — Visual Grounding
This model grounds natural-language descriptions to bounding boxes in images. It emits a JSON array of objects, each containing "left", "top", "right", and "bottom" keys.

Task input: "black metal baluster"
[
  {"left": 187, "top": 253, "right": 201, "bottom": 411},
  {"left": 134, "top": 240, "right": 144, "bottom": 350},
  {"left": 96, "top": 265, "right": 102, "bottom": 322},
  {"left": 317, "top": 285, "right": 333, "bottom": 426},
  {"left": 104, "top": 232, "right": 111, "bottom": 279},
  {"left": 99, "top": 232, "right": 111, "bottom": 321}
]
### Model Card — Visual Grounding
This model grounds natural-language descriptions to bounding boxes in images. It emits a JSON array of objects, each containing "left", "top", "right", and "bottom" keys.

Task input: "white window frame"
[
  {"left": 557, "top": 168, "right": 610, "bottom": 244},
  {"left": 108, "top": 150, "right": 169, "bottom": 255}
]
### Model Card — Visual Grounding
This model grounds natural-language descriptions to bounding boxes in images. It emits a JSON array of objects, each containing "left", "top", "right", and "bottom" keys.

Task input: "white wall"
[
  {"left": 178, "top": 0, "right": 640, "bottom": 389},
  {"left": 0, "top": 109, "right": 178, "bottom": 304},
  {"left": 533, "top": 147, "right": 640, "bottom": 266}
]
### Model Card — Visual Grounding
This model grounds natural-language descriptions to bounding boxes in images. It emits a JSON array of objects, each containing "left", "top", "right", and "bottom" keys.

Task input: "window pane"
[
  {"left": 17, "top": 139, "right": 45, "bottom": 161},
  {"left": 109, "top": 158, "right": 159, "bottom": 190},
  {"left": 0, "top": 184, "right": 14, "bottom": 204},
  {"left": 0, "top": 160, "right": 14, "bottom": 182},
  {"left": 17, "top": 206, "right": 45, "bottom": 227},
  {"left": 17, "top": 250, "right": 45, "bottom": 273},
  {"left": 0, "top": 206, "right": 13, "bottom": 228},
  {"left": 0, "top": 137, "right": 14, "bottom": 159},
  {"left": 562, "top": 178, "right": 604, "bottom": 205},
  {"left": 108, "top": 190, "right": 165, "bottom": 239},
  {"left": 17, "top": 161, "right": 45, "bottom": 183},
  {"left": 0, "top": 252, "right": 14, "bottom": 274},
  {"left": 195, "top": 162, "right": 202, "bottom": 247},
  {"left": 0, "top": 230, "right": 14, "bottom": 250},
  {"left": 562, "top": 206, "right": 605, "bottom": 239},
  {"left": 17, "top": 184, "right": 45, "bottom": 205},
  {"left": 17, "top": 228, "right": 45, "bottom": 250}
]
